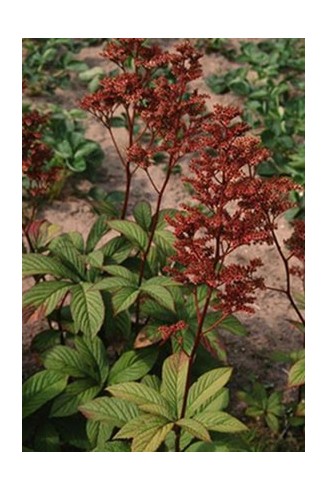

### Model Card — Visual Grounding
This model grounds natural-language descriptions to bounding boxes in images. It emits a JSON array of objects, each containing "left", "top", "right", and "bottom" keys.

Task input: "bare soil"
[{"left": 23, "top": 39, "right": 304, "bottom": 404}]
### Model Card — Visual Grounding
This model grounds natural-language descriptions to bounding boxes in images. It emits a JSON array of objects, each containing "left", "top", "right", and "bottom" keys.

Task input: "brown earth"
[{"left": 23, "top": 39, "right": 304, "bottom": 404}]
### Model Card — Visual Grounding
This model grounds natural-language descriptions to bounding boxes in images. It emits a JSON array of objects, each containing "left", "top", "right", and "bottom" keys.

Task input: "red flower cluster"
[
  {"left": 22, "top": 110, "right": 58, "bottom": 198},
  {"left": 167, "top": 105, "right": 301, "bottom": 315},
  {"left": 158, "top": 320, "right": 187, "bottom": 342},
  {"left": 285, "top": 219, "right": 305, "bottom": 279},
  {"left": 80, "top": 38, "right": 208, "bottom": 168}
]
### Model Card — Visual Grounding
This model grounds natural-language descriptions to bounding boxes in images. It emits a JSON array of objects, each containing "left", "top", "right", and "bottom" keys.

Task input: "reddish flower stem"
[{"left": 270, "top": 224, "right": 305, "bottom": 325}]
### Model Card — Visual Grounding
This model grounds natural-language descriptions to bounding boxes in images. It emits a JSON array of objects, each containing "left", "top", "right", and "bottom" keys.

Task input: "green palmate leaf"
[
  {"left": 153, "top": 229, "right": 175, "bottom": 256},
  {"left": 22, "top": 253, "right": 80, "bottom": 281},
  {"left": 79, "top": 397, "right": 139, "bottom": 426},
  {"left": 265, "top": 413, "right": 280, "bottom": 433},
  {"left": 201, "top": 330, "right": 228, "bottom": 364},
  {"left": 109, "top": 220, "right": 148, "bottom": 252},
  {"left": 132, "top": 422, "right": 174, "bottom": 452},
  {"left": 112, "top": 287, "right": 139, "bottom": 315},
  {"left": 219, "top": 315, "right": 248, "bottom": 336},
  {"left": 86, "top": 420, "right": 114, "bottom": 449},
  {"left": 91, "top": 277, "right": 132, "bottom": 292},
  {"left": 176, "top": 418, "right": 211, "bottom": 442},
  {"left": 86, "top": 250, "right": 104, "bottom": 268},
  {"left": 49, "top": 238, "right": 86, "bottom": 279},
  {"left": 100, "top": 236, "right": 132, "bottom": 264},
  {"left": 23, "top": 370, "right": 68, "bottom": 418},
  {"left": 161, "top": 352, "right": 189, "bottom": 418},
  {"left": 141, "top": 375, "right": 161, "bottom": 392},
  {"left": 107, "top": 383, "right": 173, "bottom": 417},
  {"left": 50, "top": 380, "right": 101, "bottom": 417},
  {"left": 140, "top": 284, "right": 175, "bottom": 312},
  {"left": 43, "top": 345, "right": 91, "bottom": 378},
  {"left": 186, "top": 367, "right": 232, "bottom": 416},
  {"left": 140, "top": 298, "right": 177, "bottom": 323},
  {"left": 142, "top": 276, "right": 179, "bottom": 288},
  {"left": 202, "top": 388, "right": 229, "bottom": 413},
  {"left": 108, "top": 349, "right": 158, "bottom": 384},
  {"left": 63, "top": 231, "right": 84, "bottom": 253},
  {"left": 86, "top": 215, "right": 111, "bottom": 253},
  {"left": 194, "top": 411, "right": 248, "bottom": 433},
  {"left": 288, "top": 358, "right": 305, "bottom": 387},
  {"left": 115, "top": 414, "right": 170, "bottom": 440},
  {"left": 75, "top": 336, "right": 109, "bottom": 386},
  {"left": 23, "top": 281, "right": 71, "bottom": 317},
  {"left": 103, "top": 265, "right": 139, "bottom": 284},
  {"left": 93, "top": 441, "right": 130, "bottom": 452},
  {"left": 70, "top": 283, "right": 105, "bottom": 337},
  {"left": 133, "top": 201, "right": 152, "bottom": 231}
]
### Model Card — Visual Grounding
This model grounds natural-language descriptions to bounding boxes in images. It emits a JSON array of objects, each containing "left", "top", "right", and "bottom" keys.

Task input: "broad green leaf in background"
[
  {"left": 161, "top": 352, "right": 189, "bottom": 418},
  {"left": 109, "top": 220, "right": 148, "bottom": 252},
  {"left": 22, "top": 253, "right": 80, "bottom": 282},
  {"left": 43, "top": 345, "right": 91, "bottom": 378},
  {"left": 186, "top": 367, "right": 232, "bottom": 416},
  {"left": 112, "top": 287, "right": 139, "bottom": 315},
  {"left": 175, "top": 418, "right": 211, "bottom": 442},
  {"left": 288, "top": 358, "right": 305, "bottom": 387},
  {"left": 140, "top": 284, "right": 175, "bottom": 312},
  {"left": 50, "top": 379, "right": 100, "bottom": 417},
  {"left": 79, "top": 397, "right": 139, "bottom": 427},
  {"left": 70, "top": 283, "right": 105, "bottom": 337},
  {"left": 194, "top": 411, "right": 248, "bottom": 433},
  {"left": 23, "top": 281, "right": 71, "bottom": 318},
  {"left": 133, "top": 201, "right": 152, "bottom": 231},
  {"left": 108, "top": 349, "right": 158, "bottom": 385},
  {"left": 85, "top": 215, "right": 111, "bottom": 253},
  {"left": 23, "top": 370, "right": 68, "bottom": 418}
]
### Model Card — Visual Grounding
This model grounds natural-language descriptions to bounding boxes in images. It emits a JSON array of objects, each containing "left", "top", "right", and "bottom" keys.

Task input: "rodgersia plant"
[{"left": 22, "top": 39, "right": 304, "bottom": 452}]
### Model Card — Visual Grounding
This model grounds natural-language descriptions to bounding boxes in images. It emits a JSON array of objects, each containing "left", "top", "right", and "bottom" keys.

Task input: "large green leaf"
[
  {"left": 132, "top": 423, "right": 174, "bottom": 452},
  {"left": 70, "top": 283, "right": 105, "bottom": 337},
  {"left": 103, "top": 265, "right": 139, "bottom": 284},
  {"left": 99, "top": 236, "right": 132, "bottom": 264},
  {"left": 142, "top": 276, "right": 179, "bottom": 288},
  {"left": 108, "top": 349, "right": 158, "bottom": 385},
  {"left": 79, "top": 397, "right": 139, "bottom": 426},
  {"left": 288, "top": 358, "right": 305, "bottom": 387},
  {"left": 115, "top": 414, "right": 170, "bottom": 440},
  {"left": 161, "top": 352, "right": 189, "bottom": 418},
  {"left": 43, "top": 345, "right": 91, "bottom": 378},
  {"left": 186, "top": 367, "right": 232, "bottom": 416},
  {"left": 107, "top": 382, "right": 173, "bottom": 417},
  {"left": 23, "top": 370, "right": 68, "bottom": 418},
  {"left": 91, "top": 277, "right": 132, "bottom": 292},
  {"left": 153, "top": 229, "right": 175, "bottom": 256},
  {"left": 22, "top": 253, "right": 80, "bottom": 281},
  {"left": 140, "top": 284, "right": 175, "bottom": 312},
  {"left": 112, "top": 287, "right": 139, "bottom": 315},
  {"left": 49, "top": 238, "right": 86, "bottom": 279},
  {"left": 86, "top": 420, "right": 114, "bottom": 450},
  {"left": 109, "top": 220, "right": 148, "bottom": 251},
  {"left": 23, "top": 281, "right": 71, "bottom": 317},
  {"left": 194, "top": 411, "right": 248, "bottom": 433},
  {"left": 86, "top": 215, "right": 111, "bottom": 253},
  {"left": 50, "top": 380, "right": 100, "bottom": 417},
  {"left": 75, "top": 336, "right": 109, "bottom": 386},
  {"left": 133, "top": 201, "right": 152, "bottom": 231},
  {"left": 176, "top": 418, "right": 211, "bottom": 442}
]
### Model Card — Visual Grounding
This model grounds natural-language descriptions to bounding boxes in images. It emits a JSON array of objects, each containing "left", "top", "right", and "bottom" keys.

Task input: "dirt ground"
[{"left": 23, "top": 39, "right": 304, "bottom": 401}]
